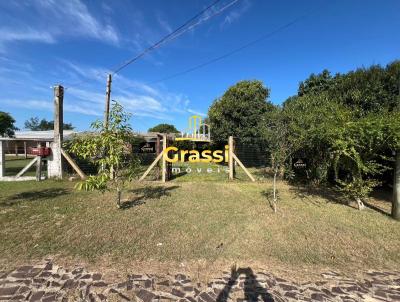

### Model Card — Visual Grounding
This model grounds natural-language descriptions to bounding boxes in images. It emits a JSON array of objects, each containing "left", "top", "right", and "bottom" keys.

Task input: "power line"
[
  {"left": 65, "top": 0, "right": 238, "bottom": 89},
  {"left": 118, "top": 12, "right": 311, "bottom": 89},
  {"left": 156, "top": 0, "right": 240, "bottom": 47},
  {"left": 111, "top": 0, "right": 239, "bottom": 75}
]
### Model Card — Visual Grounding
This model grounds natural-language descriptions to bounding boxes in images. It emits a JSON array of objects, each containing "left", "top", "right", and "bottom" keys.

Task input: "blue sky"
[{"left": 0, "top": 0, "right": 399, "bottom": 132}]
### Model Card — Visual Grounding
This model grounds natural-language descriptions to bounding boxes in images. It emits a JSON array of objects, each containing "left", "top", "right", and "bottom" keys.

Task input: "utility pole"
[
  {"left": 104, "top": 74, "right": 112, "bottom": 129},
  {"left": 48, "top": 85, "right": 64, "bottom": 179}
]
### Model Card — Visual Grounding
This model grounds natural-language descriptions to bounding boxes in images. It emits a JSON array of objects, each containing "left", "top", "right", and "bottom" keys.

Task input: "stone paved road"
[{"left": 0, "top": 260, "right": 399, "bottom": 301}]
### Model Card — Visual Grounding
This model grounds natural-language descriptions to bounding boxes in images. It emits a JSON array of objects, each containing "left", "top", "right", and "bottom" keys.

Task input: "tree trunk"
[
  {"left": 392, "top": 152, "right": 400, "bottom": 220},
  {"left": 356, "top": 197, "right": 365, "bottom": 210},
  {"left": 272, "top": 168, "right": 277, "bottom": 213},
  {"left": 116, "top": 189, "right": 122, "bottom": 208}
]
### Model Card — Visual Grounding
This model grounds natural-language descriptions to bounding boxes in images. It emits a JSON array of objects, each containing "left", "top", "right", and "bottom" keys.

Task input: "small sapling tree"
[
  {"left": 263, "top": 108, "right": 295, "bottom": 212},
  {"left": 69, "top": 101, "right": 140, "bottom": 208}
]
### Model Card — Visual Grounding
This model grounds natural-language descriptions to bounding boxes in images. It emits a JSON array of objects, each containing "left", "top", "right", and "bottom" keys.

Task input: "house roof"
[
  {"left": 0, "top": 130, "right": 77, "bottom": 141},
  {"left": 0, "top": 131, "right": 177, "bottom": 142}
]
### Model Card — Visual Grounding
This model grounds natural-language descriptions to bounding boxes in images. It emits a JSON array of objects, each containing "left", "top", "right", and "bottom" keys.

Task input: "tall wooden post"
[
  {"left": 48, "top": 85, "right": 64, "bottom": 179},
  {"left": 228, "top": 136, "right": 234, "bottom": 180},
  {"left": 162, "top": 134, "right": 167, "bottom": 182},
  {"left": 392, "top": 151, "right": 400, "bottom": 220},
  {"left": 24, "top": 141, "right": 27, "bottom": 159},
  {"left": 54, "top": 86, "right": 64, "bottom": 142},
  {"left": 104, "top": 74, "right": 112, "bottom": 129},
  {"left": 156, "top": 134, "right": 161, "bottom": 180}
]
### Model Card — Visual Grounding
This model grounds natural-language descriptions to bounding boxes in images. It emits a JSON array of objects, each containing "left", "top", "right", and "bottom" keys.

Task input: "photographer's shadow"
[{"left": 216, "top": 266, "right": 274, "bottom": 302}]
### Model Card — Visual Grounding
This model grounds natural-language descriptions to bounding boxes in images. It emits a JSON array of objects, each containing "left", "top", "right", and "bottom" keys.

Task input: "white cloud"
[
  {"left": 0, "top": 0, "right": 119, "bottom": 50},
  {"left": 157, "top": 13, "right": 173, "bottom": 34},
  {"left": 220, "top": 0, "right": 251, "bottom": 28},
  {"left": 0, "top": 27, "right": 55, "bottom": 50},
  {"left": 3, "top": 99, "right": 101, "bottom": 116},
  {"left": 58, "top": 62, "right": 192, "bottom": 120},
  {"left": 0, "top": 27, "right": 55, "bottom": 43},
  {"left": 5, "top": 99, "right": 52, "bottom": 110},
  {"left": 67, "top": 88, "right": 104, "bottom": 104},
  {"left": 0, "top": 59, "right": 197, "bottom": 124},
  {"left": 187, "top": 109, "right": 206, "bottom": 117},
  {"left": 61, "top": 61, "right": 109, "bottom": 83}
]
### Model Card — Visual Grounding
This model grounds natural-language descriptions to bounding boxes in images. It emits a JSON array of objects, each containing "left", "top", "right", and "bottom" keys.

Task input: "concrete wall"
[{"left": 47, "top": 141, "right": 62, "bottom": 179}]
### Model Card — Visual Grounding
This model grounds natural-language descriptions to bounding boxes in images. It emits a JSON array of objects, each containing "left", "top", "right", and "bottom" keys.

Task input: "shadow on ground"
[
  {"left": 290, "top": 184, "right": 345, "bottom": 207},
  {"left": 290, "top": 184, "right": 393, "bottom": 216},
  {"left": 261, "top": 189, "right": 277, "bottom": 212},
  {"left": 1, "top": 188, "right": 70, "bottom": 207},
  {"left": 217, "top": 266, "right": 274, "bottom": 302},
  {"left": 121, "top": 185, "right": 179, "bottom": 209}
]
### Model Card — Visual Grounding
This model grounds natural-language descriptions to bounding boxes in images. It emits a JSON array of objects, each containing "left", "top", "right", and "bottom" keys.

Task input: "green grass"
[
  {"left": 0, "top": 178, "right": 399, "bottom": 275},
  {"left": 4, "top": 156, "right": 36, "bottom": 176},
  {"left": 167, "top": 161, "right": 267, "bottom": 182}
]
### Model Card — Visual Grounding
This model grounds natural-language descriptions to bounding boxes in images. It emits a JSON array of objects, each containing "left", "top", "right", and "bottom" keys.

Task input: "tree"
[
  {"left": 331, "top": 116, "right": 392, "bottom": 210},
  {"left": 0, "top": 111, "right": 18, "bottom": 137},
  {"left": 297, "top": 61, "right": 400, "bottom": 116},
  {"left": 148, "top": 123, "right": 179, "bottom": 133},
  {"left": 69, "top": 101, "right": 140, "bottom": 208},
  {"left": 24, "top": 117, "right": 74, "bottom": 130},
  {"left": 282, "top": 93, "right": 351, "bottom": 183},
  {"left": 208, "top": 80, "right": 275, "bottom": 144},
  {"left": 263, "top": 107, "right": 297, "bottom": 212},
  {"left": 298, "top": 69, "right": 333, "bottom": 96}
]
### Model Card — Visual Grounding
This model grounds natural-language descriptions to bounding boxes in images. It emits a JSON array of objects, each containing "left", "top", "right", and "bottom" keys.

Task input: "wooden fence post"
[
  {"left": 162, "top": 134, "right": 167, "bottom": 182},
  {"left": 156, "top": 134, "right": 161, "bottom": 180}
]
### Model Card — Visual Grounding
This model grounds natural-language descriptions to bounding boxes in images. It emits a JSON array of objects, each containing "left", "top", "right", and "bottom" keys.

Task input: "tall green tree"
[
  {"left": 277, "top": 61, "right": 400, "bottom": 216},
  {"left": 69, "top": 102, "right": 140, "bottom": 208},
  {"left": 283, "top": 93, "right": 351, "bottom": 183},
  {"left": 297, "top": 61, "right": 400, "bottom": 116},
  {"left": 148, "top": 123, "right": 179, "bottom": 133},
  {"left": 24, "top": 117, "right": 74, "bottom": 130},
  {"left": 0, "top": 111, "right": 18, "bottom": 137},
  {"left": 298, "top": 69, "right": 333, "bottom": 96},
  {"left": 208, "top": 80, "right": 275, "bottom": 143}
]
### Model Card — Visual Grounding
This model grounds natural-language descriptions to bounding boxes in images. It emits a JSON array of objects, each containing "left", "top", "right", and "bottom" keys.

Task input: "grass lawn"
[
  {"left": 0, "top": 176, "right": 399, "bottom": 279},
  {"left": 4, "top": 155, "right": 37, "bottom": 176}
]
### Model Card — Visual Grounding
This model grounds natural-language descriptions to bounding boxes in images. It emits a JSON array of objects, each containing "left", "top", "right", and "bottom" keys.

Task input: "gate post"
[
  {"left": 162, "top": 134, "right": 167, "bottom": 182},
  {"left": 48, "top": 85, "right": 64, "bottom": 179}
]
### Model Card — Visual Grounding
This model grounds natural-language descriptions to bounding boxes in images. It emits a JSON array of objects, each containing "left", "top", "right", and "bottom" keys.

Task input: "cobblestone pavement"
[{"left": 0, "top": 260, "right": 399, "bottom": 301}]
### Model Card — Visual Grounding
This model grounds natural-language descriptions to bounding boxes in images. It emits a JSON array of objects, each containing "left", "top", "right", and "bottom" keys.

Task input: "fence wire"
[{"left": 9, "top": 137, "right": 272, "bottom": 181}]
